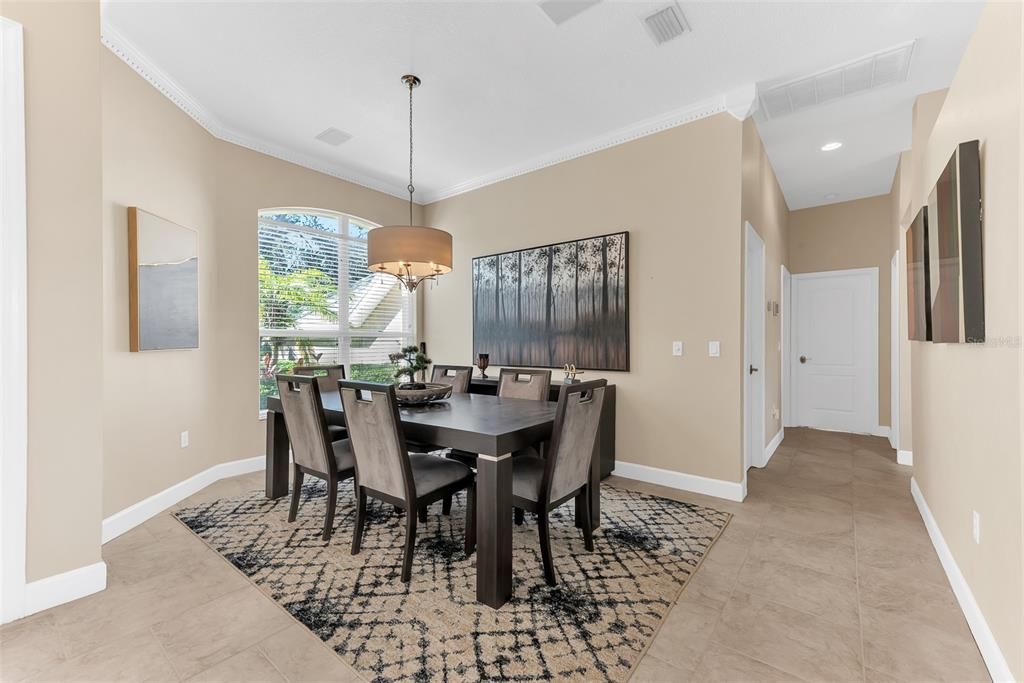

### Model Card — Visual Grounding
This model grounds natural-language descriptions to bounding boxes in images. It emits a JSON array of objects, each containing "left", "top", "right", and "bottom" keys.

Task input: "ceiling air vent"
[
  {"left": 759, "top": 41, "right": 915, "bottom": 119},
  {"left": 314, "top": 127, "right": 352, "bottom": 147},
  {"left": 643, "top": 3, "right": 689, "bottom": 46},
  {"left": 538, "top": 1, "right": 601, "bottom": 26}
]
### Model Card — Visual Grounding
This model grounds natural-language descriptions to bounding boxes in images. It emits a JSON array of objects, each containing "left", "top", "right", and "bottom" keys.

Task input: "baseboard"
[
  {"left": 102, "top": 455, "right": 264, "bottom": 543},
  {"left": 897, "top": 449, "right": 913, "bottom": 466},
  {"left": 910, "top": 478, "right": 1014, "bottom": 682},
  {"left": 612, "top": 461, "right": 745, "bottom": 502},
  {"left": 763, "top": 428, "right": 784, "bottom": 467},
  {"left": 22, "top": 561, "right": 106, "bottom": 619}
]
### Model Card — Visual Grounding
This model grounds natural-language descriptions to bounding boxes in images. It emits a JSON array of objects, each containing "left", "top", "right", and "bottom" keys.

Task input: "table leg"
[
  {"left": 576, "top": 443, "right": 601, "bottom": 530},
  {"left": 265, "top": 408, "right": 290, "bottom": 499},
  {"left": 476, "top": 452, "right": 513, "bottom": 609}
]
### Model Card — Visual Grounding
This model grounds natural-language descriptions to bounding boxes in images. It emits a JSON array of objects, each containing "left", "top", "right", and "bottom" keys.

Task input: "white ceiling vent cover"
[
  {"left": 538, "top": 1, "right": 601, "bottom": 26},
  {"left": 314, "top": 127, "right": 352, "bottom": 147},
  {"left": 759, "top": 41, "right": 916, "bottom": 119},
  {"left": 643, "top": 4, "right": 689, "bottom": 46}
]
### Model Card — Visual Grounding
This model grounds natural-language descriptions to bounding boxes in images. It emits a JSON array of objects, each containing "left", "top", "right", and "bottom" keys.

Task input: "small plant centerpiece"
[
  {"left": 389, "top": 345, "right": 452, "bottom": 405},
  {"left": 390, "top": 345, "right": 431, "bottom": 390}
]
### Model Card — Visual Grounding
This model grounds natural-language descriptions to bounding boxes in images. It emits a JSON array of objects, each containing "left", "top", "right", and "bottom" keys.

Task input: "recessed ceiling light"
[
  {"left": 315, "top": 127, "right": 352, "bottom": 147},
  {"left": 820, "top": 141, "right": 843, "bottom": 152}
]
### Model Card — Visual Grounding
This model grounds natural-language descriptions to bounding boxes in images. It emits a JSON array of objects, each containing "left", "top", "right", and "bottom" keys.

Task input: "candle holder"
[{"left": 476, "top": 353, "right": 490, "bottom": 379}]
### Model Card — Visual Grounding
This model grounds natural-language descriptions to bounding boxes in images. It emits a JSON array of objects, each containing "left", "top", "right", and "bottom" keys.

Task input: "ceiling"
[{"left": 101, "top": 1, "right": 983, "bottom": 209}]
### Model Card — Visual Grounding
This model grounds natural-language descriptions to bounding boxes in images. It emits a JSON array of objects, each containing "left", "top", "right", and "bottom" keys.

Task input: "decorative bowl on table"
[{"left": 395, "top": 382, "right": 453, "bottom": 406}]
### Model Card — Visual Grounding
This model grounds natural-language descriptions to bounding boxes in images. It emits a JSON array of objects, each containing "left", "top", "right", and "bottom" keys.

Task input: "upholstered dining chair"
[
  {"left": 293, "top": 364, "right": 348, "bottom": 442},
  {"left": 430, "top": 364, "right": 472, "bottom": 393},
  {"left": 275, "top": 374, "right": 355, "bottom": 542},
  {"left": 339, "top": 380, "right": 477, "bottom": 582},
  {"left": 497, "top": 367, "right": 551, "bottom": 401},
  {"left": 511, "top": 378, "right": 607, "bottom": 586}
]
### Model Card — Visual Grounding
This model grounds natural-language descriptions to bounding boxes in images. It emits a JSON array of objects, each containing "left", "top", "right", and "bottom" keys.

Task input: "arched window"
[{"left": 257, "top": 208, "right": 415, "bottom": 411}]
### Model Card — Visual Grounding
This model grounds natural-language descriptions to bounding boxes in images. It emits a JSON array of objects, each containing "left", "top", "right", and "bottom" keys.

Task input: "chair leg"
[
  {"left": 351, "top": 487, "right": 367, "bottom": 555},
  {"left": 538, "top": 508, "right": 556, "bottom": 586},
  {"left": 514, "top": 507, "right": 525, "bottom": 526},
  {"left": 322, "top": 475, "right": 337, "bottom": 542},
  {"left": 287, "top": 466, "right": 304, "bottom": 523},
  {"left": 401, "top": 508, "right": 418, "bottom": 582},
  {"left": 464, "top": 484, "right": 476, "bottom": 555},
  {"left": 418, "top": 505, "right": 428, "bottom": 524},
  {"left": 442, "top": 495, "right": 452, "bottom": 515},
  {"left": 580, "top": 486, "right": 595, "bottom": 552}
]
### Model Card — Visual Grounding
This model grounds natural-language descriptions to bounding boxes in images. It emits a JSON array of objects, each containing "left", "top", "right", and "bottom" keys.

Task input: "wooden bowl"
[{"left": 395, "top": 382, "right": 453, "bottom": 406}]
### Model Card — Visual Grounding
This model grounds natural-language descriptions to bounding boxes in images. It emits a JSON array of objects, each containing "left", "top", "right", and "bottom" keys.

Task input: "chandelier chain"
[{"left": 408, "top": 78, "right": 414, "bottom": 226}]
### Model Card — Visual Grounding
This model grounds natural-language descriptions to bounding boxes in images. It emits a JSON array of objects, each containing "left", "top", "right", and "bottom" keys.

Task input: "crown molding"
[
  {"left": 101, "top": 14, "right": 750, "bottom": 207},
  {"left": 100, "top": 19, "right": 409, "bottom": 202}
]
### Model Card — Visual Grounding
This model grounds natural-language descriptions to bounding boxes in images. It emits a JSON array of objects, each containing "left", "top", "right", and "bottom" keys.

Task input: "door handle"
[
  {"left": 799, "top": 355, "right": 811, "bottom": 364},
  {"left": 749, "top": 365, "right": 759, "bottom": 374}
]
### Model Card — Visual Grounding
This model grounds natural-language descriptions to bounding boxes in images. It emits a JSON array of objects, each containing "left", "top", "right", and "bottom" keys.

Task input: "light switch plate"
[
  {"left": 672, "top": 341, "right": 683, "bottom": 356},
  {"left": 180, "top": 431, "right": 189, "bottom": 448},
  {"left": 973, "top": 510, "right": 981, "bottom": 544},
  {"left": 708, "top": 341, "right": 721, "bottom": 357}
]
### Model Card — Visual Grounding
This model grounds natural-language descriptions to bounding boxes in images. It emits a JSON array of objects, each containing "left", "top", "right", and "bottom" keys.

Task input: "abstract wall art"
[
  {"left": 472, "top": 232, "right": 628, "bottom": 371},
  {"left": 128, "top": 207, "right": 199, "bottom": 351}
]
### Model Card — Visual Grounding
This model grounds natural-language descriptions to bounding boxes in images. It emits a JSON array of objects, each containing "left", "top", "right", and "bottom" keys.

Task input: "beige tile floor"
[{"left": 0, "top": 428, "right": 989, "bottom": 682}]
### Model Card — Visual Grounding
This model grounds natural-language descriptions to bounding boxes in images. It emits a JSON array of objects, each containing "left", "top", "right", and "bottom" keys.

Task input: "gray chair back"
[
  {"left": 293, "top": 364, "right": 346, "bottom": 395},
  {"left": 275, "top": 374, "right": 335, "bottom": 474},
  {"left": 498, "top": 368, "right": 551, "bottom": 401},
  {"left": 544, "top": 379, "right": 607, "bottom": 503},
  {"left": 431, "top": 365, "right": 472, "bottom": 393},
  {"left": 338, "top": 381, "right": 414, "bottom": 503}
]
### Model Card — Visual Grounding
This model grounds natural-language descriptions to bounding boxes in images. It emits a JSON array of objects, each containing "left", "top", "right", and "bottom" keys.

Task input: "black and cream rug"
[{"left": 174, "top": 480, "right": 729, "bottom": 682}]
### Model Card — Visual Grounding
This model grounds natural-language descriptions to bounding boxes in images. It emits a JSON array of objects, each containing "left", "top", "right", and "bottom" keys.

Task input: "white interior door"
[
  {"left": 792, "top": 268, "right": 877, "bottom": 434},
  {"left": 744, "top": 224, "right": 765, "bottom": 470},
  {"left": 890, "top": 252, "right": 899, "bottom": 449}
]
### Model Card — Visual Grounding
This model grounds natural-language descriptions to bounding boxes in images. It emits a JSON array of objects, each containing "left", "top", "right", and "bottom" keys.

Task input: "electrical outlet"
[
  {"left": 771, "top": 407, "right": 779, "bottom": 421},
  {"left": 972, "top": 510, "right": 981, "bottom": 544},
  {"left": 672, "top": 341, "right": 683, "bottom": 356},
  {"left": 708, "top": 341, "right": 721, "bottom": 357},
  {"left": 180, "top": 431, "right": 189, "bottom": 448}
]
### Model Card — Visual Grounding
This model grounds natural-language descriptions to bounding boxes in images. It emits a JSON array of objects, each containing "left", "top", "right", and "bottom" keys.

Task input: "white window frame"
[{"left": 258, "top": 209, "right": 416, "bottom": 416}]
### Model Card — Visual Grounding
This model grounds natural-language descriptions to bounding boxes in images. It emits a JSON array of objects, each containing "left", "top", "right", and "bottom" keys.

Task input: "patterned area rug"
[{"left": 174, "top": 481, "right": 729, "bottom": 682}]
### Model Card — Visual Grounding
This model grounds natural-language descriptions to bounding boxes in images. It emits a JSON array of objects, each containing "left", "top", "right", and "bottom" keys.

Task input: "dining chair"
[
  {"left": 339, "top": 380, "right": 477, "bottom": 582},
  {"left": 430, "top": 364, "right": 473, "bottom": 393},
  {"left": 497, "top": 368, "right": 551, "bottom": 401},
  {"left": 275, "top": 374, "right": 355, "bottom": 542},
  {"left": 442, "top": 367, "right": 554, "bottom": 518},
  {"left": 293, "top": 364, "right": 348, "bottom": 442},
  {"left": 511, "top": 378, "right": 607, "bottom": 586}
]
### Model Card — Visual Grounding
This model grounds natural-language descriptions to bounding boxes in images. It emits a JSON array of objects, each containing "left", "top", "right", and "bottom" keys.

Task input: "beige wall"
[
  {"left": 788, "top": 195, "right": 893, "bottom": 428},
  {"left": 907, "top": 1, "right": 1023, "bottom": 676},
  {"left": 741, "top": 117, "right": 789, "bottom": 443},
  {"left": 423, "top": 114, "right": 748, "bottom": 484},
  {"left": 3, "top": 2, "right": 106, "bottom": 582},
  {"left": 101, "top": 51, "right": 418, "bottom": 516}
]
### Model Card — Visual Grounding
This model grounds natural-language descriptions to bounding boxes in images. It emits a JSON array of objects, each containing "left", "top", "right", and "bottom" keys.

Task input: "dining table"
[{"left": 264, "top": 390, "right": 602, "bottom": 609}]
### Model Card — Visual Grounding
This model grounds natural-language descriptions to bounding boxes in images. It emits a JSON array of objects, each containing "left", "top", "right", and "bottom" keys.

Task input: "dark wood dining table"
[{"left": 264, "top": 391, "right": 601, "bottom": 609}]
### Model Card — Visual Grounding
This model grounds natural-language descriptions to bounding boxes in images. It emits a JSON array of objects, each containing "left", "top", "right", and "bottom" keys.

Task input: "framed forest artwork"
[
  {"left": 472, "top": 232, "right": 628, "bottom": 371},
  {"left": 128, "top": 207, "right": 200, "bottom": 351}
]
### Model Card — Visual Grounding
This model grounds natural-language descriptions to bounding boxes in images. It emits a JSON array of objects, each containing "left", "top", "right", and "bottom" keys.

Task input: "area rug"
[{"left": 174, "top": 481, "right": 729, "bottom": 682}]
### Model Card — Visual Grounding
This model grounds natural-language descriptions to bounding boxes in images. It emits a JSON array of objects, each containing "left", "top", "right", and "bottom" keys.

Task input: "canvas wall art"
[
  {"left": 128, "top": 207, "right": 199, "bottom": 351},
  {"left": 927, "top": 139, "right": 984, "bottom": 343},
  {"left": 906, "top": 206, "right": 931, "bottom": 342},
  {"left": 472, "top": 232, "right": 628, "bottom": 371}
]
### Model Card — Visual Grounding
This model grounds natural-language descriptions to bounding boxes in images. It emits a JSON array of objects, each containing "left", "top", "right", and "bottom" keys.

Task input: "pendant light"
[{"left": 367, "top": 74, "right": 453, "bottom": 292}]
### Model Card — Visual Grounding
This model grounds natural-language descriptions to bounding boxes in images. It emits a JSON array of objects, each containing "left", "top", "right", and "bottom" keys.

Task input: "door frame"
[
  {"left": 890, "top": 252, "right": 900, "bottom": 449},
  {"left": 790, "top": 266, "right": 879, "bottom": 435},
  {"left": 1, "top": 17, "right": 28, "bottom": 624},
  {"left": 743, "top": 222, "right": 766, "bottom": 477},
  {"left": 782, "top": 265, "right": 793, "bottom": 428}
]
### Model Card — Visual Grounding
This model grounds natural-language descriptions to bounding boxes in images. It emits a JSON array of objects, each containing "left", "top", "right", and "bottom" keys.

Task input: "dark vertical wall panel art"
[{"left": 472, "top": 232, "right": 629, "bottom": 371}]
